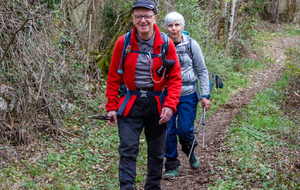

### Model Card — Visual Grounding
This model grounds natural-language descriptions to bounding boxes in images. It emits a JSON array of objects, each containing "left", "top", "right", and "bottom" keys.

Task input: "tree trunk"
[
  {"left": 270, "top": 0, "right": 279, "bottom": 23},
  {"left": 286, "top": 0, "right": 291, "bottom": 22},
  {"left": 224, "top": 1, "right": 228, "bottom": 45},
  {"left": 286, "top": 0, "right": 297, "bottom": 23},
  {"left": 87, "top": 0, "right": 96, "bottom": 63},
  {"left": 218, "top": 0, "right": 225, "bottom": 44},
  {"left": 228, "top": 0, "right": 236, "bottom": 41}
]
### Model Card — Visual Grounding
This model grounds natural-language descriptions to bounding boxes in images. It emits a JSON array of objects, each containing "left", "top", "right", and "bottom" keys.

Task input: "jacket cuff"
[{"left": 202, "top": 94, "right": 210, "bottom": 100}]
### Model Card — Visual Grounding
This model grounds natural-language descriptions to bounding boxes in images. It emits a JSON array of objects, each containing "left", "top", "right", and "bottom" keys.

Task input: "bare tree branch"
[{"left": 0, "top": 13, "right": 31, "bottom": 64}]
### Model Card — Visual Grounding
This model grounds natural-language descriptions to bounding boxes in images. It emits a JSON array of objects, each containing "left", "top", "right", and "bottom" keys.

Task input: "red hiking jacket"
[{"left": 105, "top": 24, "right": 182, "bottom": 116}]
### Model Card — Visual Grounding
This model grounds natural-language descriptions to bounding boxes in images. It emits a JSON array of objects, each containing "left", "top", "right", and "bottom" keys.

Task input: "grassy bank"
[{"left": 208, "top": 70, "right": 299, "bottom": 189}]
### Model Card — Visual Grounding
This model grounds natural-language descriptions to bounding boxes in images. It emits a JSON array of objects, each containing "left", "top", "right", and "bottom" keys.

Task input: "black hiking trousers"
[{"left": 118, "top": 96, "right": 167, "bottom": 190}]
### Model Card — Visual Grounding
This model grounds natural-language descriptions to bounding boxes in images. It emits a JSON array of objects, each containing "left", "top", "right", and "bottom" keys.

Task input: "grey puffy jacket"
[{"left": 175, "top": 34, "right": 210, "bottom": 98}]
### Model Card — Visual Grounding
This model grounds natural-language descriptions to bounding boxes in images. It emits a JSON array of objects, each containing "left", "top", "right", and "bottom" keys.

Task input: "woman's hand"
[{"left": 201, "top": 98, "right": 210, "bottom": 111}]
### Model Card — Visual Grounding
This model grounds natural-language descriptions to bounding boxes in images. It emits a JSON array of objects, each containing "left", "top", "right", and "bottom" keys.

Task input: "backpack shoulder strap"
[
  {"left": 160, "top": 32, "right": 169, "bottom": 56},
  {"left": 117, "top": 30, "right": 132, "bottom": 74},
  {"left": 186, "top": 35, "right": 193, "bottom": 60},
  {"left": 189, "top": 37, "right": 193, "bottom": 59},
  {"left": 181, "top": 30, "right": 193, "bottom": 59}
]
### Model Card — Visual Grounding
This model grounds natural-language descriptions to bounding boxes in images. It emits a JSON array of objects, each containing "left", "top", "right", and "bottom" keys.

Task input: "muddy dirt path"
[{"left": 160, "top": 35, "right": 300, "bottom": 190}]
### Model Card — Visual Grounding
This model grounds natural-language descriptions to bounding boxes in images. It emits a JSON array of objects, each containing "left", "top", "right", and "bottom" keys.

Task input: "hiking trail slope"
[{"left": 160, "top": 32, "right": 300, "bottom": 190}]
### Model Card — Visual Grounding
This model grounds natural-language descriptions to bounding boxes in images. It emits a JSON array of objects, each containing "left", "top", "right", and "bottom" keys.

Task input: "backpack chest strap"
[{"left": 129, "top": 50, "right": 162, "bottom": 58}]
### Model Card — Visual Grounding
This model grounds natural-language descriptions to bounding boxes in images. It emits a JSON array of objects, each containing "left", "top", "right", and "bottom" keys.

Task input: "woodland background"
[
  {"left": 1, "top": 0, "right": 299, "bottom": 143},
  {"left": 0, "top": 0, "right": 299, "bottom": 189}
]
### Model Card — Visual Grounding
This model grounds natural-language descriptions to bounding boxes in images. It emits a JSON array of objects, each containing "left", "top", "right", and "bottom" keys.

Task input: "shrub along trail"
[{"left": 160, "top": 35, "right": 300, "bottom": 189}]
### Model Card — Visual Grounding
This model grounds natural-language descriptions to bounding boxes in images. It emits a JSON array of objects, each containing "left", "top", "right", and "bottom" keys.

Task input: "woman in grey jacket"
[{"left": 163, "top": 11, "right": 211, "bottom": 180}]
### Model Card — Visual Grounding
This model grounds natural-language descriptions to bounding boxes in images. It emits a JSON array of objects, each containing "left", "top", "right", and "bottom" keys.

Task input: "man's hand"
[
  {"left": 159, "top": 107, "right": 173, "bottom": 125},
  {"left": 107, "top": 111, "right": 117, "bottom": 125},
  {"left": 201, "top": 98, "right": 210, "bottom": 111}
]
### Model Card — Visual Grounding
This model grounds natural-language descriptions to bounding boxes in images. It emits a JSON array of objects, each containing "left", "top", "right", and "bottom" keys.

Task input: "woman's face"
[{"left": 166, "top": 21, "right": 183, "bottom": 43}]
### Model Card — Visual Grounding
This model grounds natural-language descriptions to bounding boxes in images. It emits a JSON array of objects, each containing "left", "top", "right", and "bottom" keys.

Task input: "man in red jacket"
[{"left": 105, "top": 0, "right": 181, "bottom": 189}]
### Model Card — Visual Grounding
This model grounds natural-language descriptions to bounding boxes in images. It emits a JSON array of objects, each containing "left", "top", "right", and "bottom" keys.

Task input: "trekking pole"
[
  {"left": 202, "top": 107, "right": 206, "bottom": 148},
  {"left": 186, "top": 74, "right": 223, "bottom": 162},
  {"left": 87, "top": 115, "right": 114, "bottom": 121},
  {"left": 187, "top": 106, "right": 206, "bottom": 161}
]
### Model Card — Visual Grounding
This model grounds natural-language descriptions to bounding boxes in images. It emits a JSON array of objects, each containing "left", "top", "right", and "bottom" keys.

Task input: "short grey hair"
[{"left": 164, "top": 12, "right": 185, "bottom": 30}]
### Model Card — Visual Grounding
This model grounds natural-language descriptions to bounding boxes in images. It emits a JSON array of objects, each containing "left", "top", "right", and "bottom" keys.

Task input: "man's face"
[{"left": 132, "top": 8, "right": 157, "bottom": 37}]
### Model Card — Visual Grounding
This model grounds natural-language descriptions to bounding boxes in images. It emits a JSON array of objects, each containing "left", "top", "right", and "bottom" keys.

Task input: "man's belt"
[
  {"left": 117, "top": 88, "right": 164, "bottom": 116},
  {"left": 129, "top": 89, "right": 161, "bottom": 98}
]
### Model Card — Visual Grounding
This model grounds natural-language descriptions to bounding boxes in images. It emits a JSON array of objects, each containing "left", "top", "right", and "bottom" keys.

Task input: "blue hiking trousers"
[{"left": 164, "top": 92, "right": 199, "bottom": 171}]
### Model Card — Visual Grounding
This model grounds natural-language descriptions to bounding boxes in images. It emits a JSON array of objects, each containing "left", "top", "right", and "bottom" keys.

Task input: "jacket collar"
[{"left": 174, "top": 34, "right": 189, "bottom": 48}]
